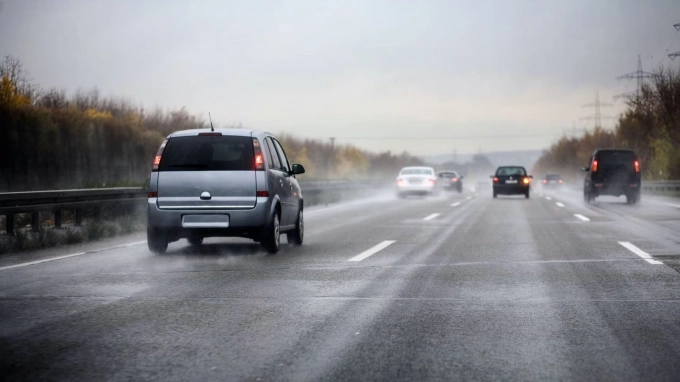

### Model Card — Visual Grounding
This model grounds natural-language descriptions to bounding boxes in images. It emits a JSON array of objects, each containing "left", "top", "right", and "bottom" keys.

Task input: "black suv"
[{"left": 581, "top": 149, "right": 641, "bottom": 204}]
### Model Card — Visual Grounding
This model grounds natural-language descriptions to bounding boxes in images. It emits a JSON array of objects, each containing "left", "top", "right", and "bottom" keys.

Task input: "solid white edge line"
[
  {"left": 423, "top": 213, "right": 440, "bottom": 221},
  {"left": 348, "top": 240, "right": 396, "bottom": 262},
  {"left": 545, "top": 196, "right": 552, "bottom": 200},
  {"left": 618, "top": 241, "right": 663, "bottom": 265},
  {"left": 451, "top": 202, "right": 461, "bottom": 207},
  {"left": 0, "top": 240, "right": 148, "bottom": 271},
  {"left": 574, "top": 214, "right": 591, "bottom": 222},
  {"left": 664, "top": 203, "right": 680, "bottom": 209},
  {"left": 556, "top": 202, "right": 565, "bottom": 207}
]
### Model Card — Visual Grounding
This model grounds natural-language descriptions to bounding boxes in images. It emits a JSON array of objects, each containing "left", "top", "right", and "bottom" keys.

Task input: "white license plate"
[
  {"left": 505, "top": 180, "right": 518, "bottom": 184},
  {"left": 182, "top": 214, "right": 229, "bottom": 228}
]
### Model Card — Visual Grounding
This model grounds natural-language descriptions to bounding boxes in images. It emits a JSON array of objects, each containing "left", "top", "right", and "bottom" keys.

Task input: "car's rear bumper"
[
  {"left": 147, "top": 197, "right": 270, "bottom": 237},
  {"left": 589, "top": 183, "right": 640, "bottom": 196},
  {"left": 493, "top": 184, "right": 530, "bottom": 194},
  {"left": 397, "top": 185, "right": 436, "bottom": 194}
]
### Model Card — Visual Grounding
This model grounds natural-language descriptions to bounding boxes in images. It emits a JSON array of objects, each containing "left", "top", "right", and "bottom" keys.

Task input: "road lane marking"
[
  {"left": 664, "top": 203, "right": 680, "bottom": 209},
  {"left": 574, "top": 214, "right": 590, "bottom": 222},
  {"left": 545, "top": 196, "right": 552, "bottom": 200},
  {"left": 348, "top": 240, "right": 396, "bottom": 262},
  {"left": 618, "top": 242, "right": 663, "bottom": 265},
  {"left": 0, "top": 240, "right": 148, "bottom": 271},
  {"left": 556, "top": 202, "right": 565, "bottom": 207},
  {"left": 451, "top": 202, "right": 461, "bottom": 207},
  {"left": 423, "top": 213, "right": 440, "bottom": 221},
  {"left": 465, "top": 196, "right": 472, "bottom": 200}
]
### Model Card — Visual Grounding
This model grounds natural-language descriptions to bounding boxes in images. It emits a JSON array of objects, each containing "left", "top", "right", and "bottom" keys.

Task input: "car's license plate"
[
  {"left": 505, "top": 180, "right": 517, "bottom": 184},
  {"left": 182, "top": 214, "right": 229, "bottom": 228}
]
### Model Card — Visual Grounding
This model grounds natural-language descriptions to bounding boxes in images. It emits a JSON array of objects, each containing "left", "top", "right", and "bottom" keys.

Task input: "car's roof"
[
  {"left": 593, "top": 148, "right": 635, "bottom": 154},
  {"left": 496, "top": 165, "right": 526, "bottom": 169},
  {"left": 400, "top": 166, "right": 435, "bottom": 170},
  {"left": 168, "top": 128, "right": 271, "bottom": 138},
  {"left": 438, "top": 170, "right": 458, "bottom": 173}
]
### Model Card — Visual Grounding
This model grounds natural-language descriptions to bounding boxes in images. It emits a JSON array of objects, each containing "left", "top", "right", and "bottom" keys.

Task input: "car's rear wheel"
[
  {"left": 626, "top": 191, "right": 640, "bottom": 205},
  {"left": 493, "top": 191, "right": 497, "bottom": 198},
  {"left": 261, "top": 212, "right": 280, "bottom": 254},
  {"left": 147, "top": 228, "right": 168, "bottom": 254},
  {"left": 287, "top": 207, "right": 304, "bottom": 245},
  {"left": 525, "top": 191, "right": 530, "bottom": 199},
  {"left": 187, "top": 236, "right": 203, "bottom": 246}
]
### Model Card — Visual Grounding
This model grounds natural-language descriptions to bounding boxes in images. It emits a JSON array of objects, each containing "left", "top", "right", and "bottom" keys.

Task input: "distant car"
[
  {"left": 542, "top": 174, "right": 563, "bottom": 189},
  {"left": 437, "top": 170, "right": 463, "bottom": 193},
  {"left": 582, "top": 149, "right": 641, "bottom": 204},
  {"left": 147, "top": 129, "right": 306, "bottom": 254},
  {"left": 396, "top": 167, "right": 438, "bottom": 197},
  {"left": 492, "top": 166, "right": 532, "bottom": 198}
]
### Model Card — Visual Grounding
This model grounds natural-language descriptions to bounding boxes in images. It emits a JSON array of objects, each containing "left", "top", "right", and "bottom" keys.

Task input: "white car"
[{"left": 396, "top": 166, "right": 438, "bottom": 198}]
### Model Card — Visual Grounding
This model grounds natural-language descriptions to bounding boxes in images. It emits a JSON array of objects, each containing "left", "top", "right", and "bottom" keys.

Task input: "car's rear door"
[
  {"left": 156, "top": 134, "right": 257, "bottom": 211},
  {"left": 496, "top": 167, "right": 525, "bottom": 186},
  {"left": 272, "top": 138, "right": 298, "bottom": 226}
]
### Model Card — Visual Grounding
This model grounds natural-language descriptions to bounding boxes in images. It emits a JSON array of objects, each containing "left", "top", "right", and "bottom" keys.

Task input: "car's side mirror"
[
  {"left": 460, "top": 176, "right": 464, "bottom": 179},
  {"left": 581, "top": 166, "right": 589, "bottom": 172},
  {"left": 291, "top": 163, "right": 306, "bottom": 175},
  {"left": 529, "top": 175, "right": 533, "bottom": 179},
  {"left": 489, "top": 175, "right": 495, "bottom": 179}
]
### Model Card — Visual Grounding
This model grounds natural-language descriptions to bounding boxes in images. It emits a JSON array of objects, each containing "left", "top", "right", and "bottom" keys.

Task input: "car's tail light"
[
  {"left": 493, "top": 177, "right": 498, "bottom": 183},
  {"left": 426, "top": 179, "right": 436, "bottom": 186},
  {"left": 592, "top": 160, "right": 598, "bottom": 172},
  {"left": 634, "top": 160, "right": 640, "bottom": 173},
  {"left": 397, "top": 178, "right": 407, "bottom": 186},
  {"left": 252, "top": 138, "right": 264, "bottom": 171},
  {"left": 256, "top": 191, "right": 269, "bottom": 197},
  {"left": 152, "top": 139, "right": 168, "bottom": 171},
  {"left": 148, "top": 191, "right": 158, "bottom": 198},
  {"left": 542, "top": 179, "right": 547, "bottom": 184},
  {"left": 522, "top": 177, "right": 531, "bottom": 184},
  {"left": 452, "top": 177, "right": 458, "bottom": 182},
  {"left": 559, "top": 179, "right": 563, "bottom": 184}
]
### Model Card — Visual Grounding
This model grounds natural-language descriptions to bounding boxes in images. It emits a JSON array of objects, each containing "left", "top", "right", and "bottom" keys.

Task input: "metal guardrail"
[
  {"left": 0, "top": 188, "right": 147, "bottom": 234},
  {"left": 641, "top": 181, "right": 680, "bottom": 194},
  {"left": 0, "top": 181, "right": 377, "bottom": 234}
]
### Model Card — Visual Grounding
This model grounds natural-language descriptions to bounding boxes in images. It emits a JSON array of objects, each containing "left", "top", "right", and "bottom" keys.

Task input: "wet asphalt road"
[{"left": 1, "top": 188, "right": 680, "bottom": 381}]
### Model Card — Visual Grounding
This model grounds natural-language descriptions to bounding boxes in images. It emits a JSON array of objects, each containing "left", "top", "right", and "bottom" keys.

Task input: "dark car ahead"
[
  {"left": 437, "top": 170, "right": 463, "bottom": 193},
  {"left": 542, "top": 173, "right": 563, "bottom": 189},
  {"left": 581, "top": 149, "right": 641, "bottom": 204},
  {"left": 492, "top": 166, "right": 532, "bottom": 198}
]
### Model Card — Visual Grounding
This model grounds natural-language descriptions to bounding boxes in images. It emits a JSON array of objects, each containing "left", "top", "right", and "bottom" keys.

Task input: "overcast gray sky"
[{"left": 1, "top": 0, "right": 679, "bottom": 155}]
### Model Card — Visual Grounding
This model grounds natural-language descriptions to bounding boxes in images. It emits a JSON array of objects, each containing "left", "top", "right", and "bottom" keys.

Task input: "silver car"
[
  {"left": 396, "top": 166, "right": 438, "bottom": 197},
  {"left": 146, "top": 129, "right": 305, "bottom": 254}
]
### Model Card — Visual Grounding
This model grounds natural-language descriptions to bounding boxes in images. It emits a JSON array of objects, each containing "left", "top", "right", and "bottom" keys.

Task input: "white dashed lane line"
[
  {"left": 556, "top": 202, "right": 565, "bottom": 207},
  {"left": 618, "top": 242, "right": 663, "bottom": 265},
  {"left": 348, "top": 240, "right": 396, "bottom": 262},
  {"left": 664, "top": 203, "right": 680, "bottom": 209},
  {"left": 0, "top": 240, "right": 148, "bottom": 271},
  {"left": 423, "top": 213, "right": 440, "bottom": 221},
  {"left": 574, "top": 214, "right": 590, "bottom": 222},
  {"left": 545, "top": 196, "right": 552, "bottom": 201},
  {"left": 451, "top": 202, "right": 461, "bottom": 207}
]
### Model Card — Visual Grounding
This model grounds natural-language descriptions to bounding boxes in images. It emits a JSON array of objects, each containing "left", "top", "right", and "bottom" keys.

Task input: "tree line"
[
  {"left": 533, "top": 63, "right": 680, "bottom": 181},
  {"left": 0, "top": 56, "right": 423, "bottom": 192}
]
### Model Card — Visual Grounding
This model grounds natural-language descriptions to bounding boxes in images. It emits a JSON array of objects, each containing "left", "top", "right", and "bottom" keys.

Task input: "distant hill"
[{"left": 422, "top": 150, "right": 543, "bottom": 170}]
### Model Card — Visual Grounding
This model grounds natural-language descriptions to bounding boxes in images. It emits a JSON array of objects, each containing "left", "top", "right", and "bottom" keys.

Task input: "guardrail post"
[
  {"left": 54, "top": 209, "right": 62, "bottom": 229},
  {"left": 31, "top": 212, "right": 40, "bottom": 231},
  {"left": 75, "top": 208, "right": 83, "bottom": 226},
  {"left": 6, "top": 214, "right": 14, "bottom": 235}
]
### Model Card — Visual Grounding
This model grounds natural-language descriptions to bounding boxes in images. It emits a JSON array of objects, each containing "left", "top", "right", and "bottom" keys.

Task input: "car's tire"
[
  {"left": 147, "top": 227, "right": 168, "bottom": 254},
  {"left": 287, "top": 207, "right": 304, "bottom": 245},
  {"left": 261, "top": 212, "right": 280, "bottom": 254},
  {"left": 626, "top": 191, "right": 640, "bottom": 205},
  {"left": 457, "top": 186, "right": 463, "bottom": 194},
  {"left": 493, "top": 191, "right": 497, "bottom": 198},
  {"left": 525, "top": 191, "right": 530, "bottom": 199},
  {"left": 187, "top": 236, "right": 203, "bottom": 246}
]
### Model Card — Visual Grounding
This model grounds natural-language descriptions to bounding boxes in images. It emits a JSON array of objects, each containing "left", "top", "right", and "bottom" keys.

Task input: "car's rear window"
[
  {"left": 438, "top": 172, "right": 458, "bottom": 177},
  {"left": 401, "top": 169, "right": 434, "bottom": 175},
  {"left": 596, "top": 151, "right": 635, "bottom": 165},
  {"left": 496, "top": 167, "right": 526, "bottom": 176},
  {"left": 159, "top": 135, "right": 255, "bottom": 171}
]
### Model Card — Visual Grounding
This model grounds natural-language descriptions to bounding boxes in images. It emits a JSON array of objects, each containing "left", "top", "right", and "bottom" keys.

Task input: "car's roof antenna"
[{"left": 208, "top": 112, "right": 215, "bottom": 132}]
